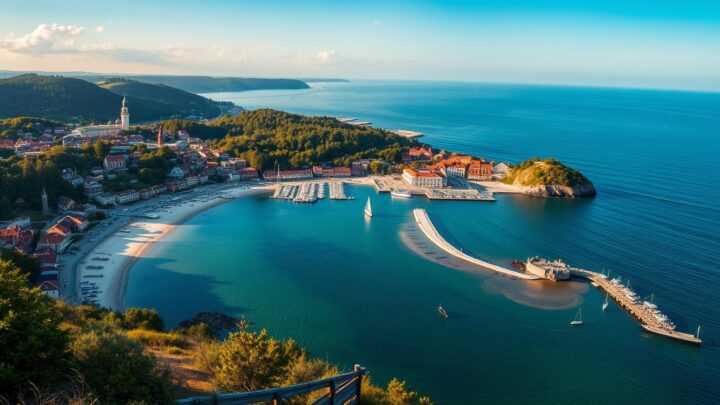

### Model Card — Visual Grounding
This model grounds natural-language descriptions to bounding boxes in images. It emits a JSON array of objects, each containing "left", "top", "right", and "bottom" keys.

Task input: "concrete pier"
[{"left": 413, "top": 208, "right": 539, "bottom": 280}]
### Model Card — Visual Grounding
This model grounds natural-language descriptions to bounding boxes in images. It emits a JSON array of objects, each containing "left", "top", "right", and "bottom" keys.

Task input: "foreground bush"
[{"left": 70, "top": 324, "right": 174, "bottom": 404}]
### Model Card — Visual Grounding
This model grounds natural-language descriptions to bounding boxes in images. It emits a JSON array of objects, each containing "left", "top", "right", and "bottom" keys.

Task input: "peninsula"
[{"left": 501, "top": 157, "right": 596, "bottom": 198}]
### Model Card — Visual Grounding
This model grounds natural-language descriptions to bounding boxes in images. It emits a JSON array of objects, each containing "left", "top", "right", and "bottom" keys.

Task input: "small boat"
[
  {"left": 364, "top": 197, "right": 373, "bottom": 217},
  {"left": 570, "top": 308, "right": 583, "bottom": 325},
  {"left": 390, "top": 189, "right": 412, "bottom": 199},
  {"left": 602, "top": 293, "right": 609, "bottom": 311},
  {"left": 438, "top": 305, "right": 449, "bottom": 318}
]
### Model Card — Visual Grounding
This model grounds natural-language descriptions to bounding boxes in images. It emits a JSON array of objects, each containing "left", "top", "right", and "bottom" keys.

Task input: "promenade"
[{"left": 412, "top": 208, "right": 539, "bottom": 280}]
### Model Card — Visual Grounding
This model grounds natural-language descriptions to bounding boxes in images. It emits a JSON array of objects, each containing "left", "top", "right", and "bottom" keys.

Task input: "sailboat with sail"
[
  {"left": 364, "top": 197, "right": 373, "bottom": 217},
  {"left": 570, "top": 307, "right": 583, "bottom": 325},
  {"left": 602, "top": 293, "right": 609, "bottom": 311}
]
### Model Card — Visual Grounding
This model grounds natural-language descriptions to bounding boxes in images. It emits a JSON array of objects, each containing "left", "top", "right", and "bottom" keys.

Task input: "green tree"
[
  {"left": 124, "top": 307, "right": 165, "bottom": 331},
  {"left": 212, "top": 320, "right": 290, "bottom": 392},
  {"left": 0, "top": 260, "right": 69, "bottom": 395},
  {"left": 386, "top": 378, "right": 418, "bottom": 405},
  {"left": 70, "top": 324, "right": 173, "bottom": 404}
]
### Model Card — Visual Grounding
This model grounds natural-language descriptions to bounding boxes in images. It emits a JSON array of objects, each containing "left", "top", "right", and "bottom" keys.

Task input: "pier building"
[{"left": 525, "top": 257, "right": 571, "bottom": 281}]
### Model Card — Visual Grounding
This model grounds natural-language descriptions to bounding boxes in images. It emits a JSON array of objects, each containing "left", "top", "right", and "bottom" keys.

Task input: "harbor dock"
[
  {"left": 414, "top": 207, "right": 701, "bottom": 346},
  {"left": 272, "top": 181, "right": 352, "bottom": 202},
  {"left": 570, "top": 268, "right": 702, "bottom": 345},
  {"left": 413, "top": 208, "right": 539, "bottom": 280}
]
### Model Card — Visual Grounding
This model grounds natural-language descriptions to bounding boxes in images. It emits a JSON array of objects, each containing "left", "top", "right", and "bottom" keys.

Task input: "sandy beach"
[{"left": 76, "top": 184, "right": 272, "bottom": 310}]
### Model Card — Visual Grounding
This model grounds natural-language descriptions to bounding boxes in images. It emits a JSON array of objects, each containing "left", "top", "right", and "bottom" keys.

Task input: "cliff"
[{"left": 502, "top": 158, "right": 596, "bottom": 198}]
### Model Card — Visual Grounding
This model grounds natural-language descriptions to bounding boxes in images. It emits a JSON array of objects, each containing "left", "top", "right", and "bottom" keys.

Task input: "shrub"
[
  {"left": 70, "top": 324, "right": 174, "bottom": 404},
  {"left": 126, "top": 329, "right": 188, "bottom": 348},
  {"left": 124, "top": 307, "right": 164, "bottom": 331}
]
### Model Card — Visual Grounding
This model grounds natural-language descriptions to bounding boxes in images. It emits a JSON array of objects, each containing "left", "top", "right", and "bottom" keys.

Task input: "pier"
[
  {"left": 413, "top": 209, "right": 539, "bottom": 280},
  {"left": 414, "top": 208, "right": 701, "bottom": 345},
  {"left": 329, "top": 181, "right": 353, "bottom": 200},
  {"left": 571, "top": 268, "right": 702, "bottom": 345}
]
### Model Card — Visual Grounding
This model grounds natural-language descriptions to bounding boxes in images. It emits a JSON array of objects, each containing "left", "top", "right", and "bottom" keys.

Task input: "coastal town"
[{"left": 0, "top": 97, "right": 699, "bottom": 355}]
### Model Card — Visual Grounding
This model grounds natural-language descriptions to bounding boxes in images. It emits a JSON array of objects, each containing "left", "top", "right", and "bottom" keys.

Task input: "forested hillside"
[
  {"left": 0, "top": 74, "right": 225, "bottom": 122},
  {"left": 98, "top": 78, "right": 221, "bottom": 118}
]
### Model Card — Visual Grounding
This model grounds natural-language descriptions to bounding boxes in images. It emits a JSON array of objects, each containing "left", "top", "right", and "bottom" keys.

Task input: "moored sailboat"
[{"left": 602, "top": 293, "right": 609, "bottom": 311}]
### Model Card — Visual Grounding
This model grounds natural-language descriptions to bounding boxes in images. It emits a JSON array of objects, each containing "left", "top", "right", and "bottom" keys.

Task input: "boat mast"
[{"left": 696, "top": 325, "right": 701, "bottom": 339}]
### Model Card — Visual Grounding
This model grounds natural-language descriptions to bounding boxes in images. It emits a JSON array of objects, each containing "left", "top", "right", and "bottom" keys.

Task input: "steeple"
[
  {"left": 157, "top": 126, "right": 164, "bottom": 147},
  {"left": 120, "top": 96, "right": 130, "bottom": 130},
  {"left": 41, "top": 187, "right": 49, "bottom": 215}
]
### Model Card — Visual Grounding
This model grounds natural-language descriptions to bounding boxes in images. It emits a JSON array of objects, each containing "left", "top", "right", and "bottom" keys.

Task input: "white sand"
[{"left": 77, "top": 185, "right": 271, "bottom": 310}]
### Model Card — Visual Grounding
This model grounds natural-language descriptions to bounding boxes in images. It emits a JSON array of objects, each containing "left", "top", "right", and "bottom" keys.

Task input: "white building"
[
  {"left": 402, "top": 168, "right": 446, "bottom": 188},
  {"left": 94, "top": 193, "right": 116, "bottom": 206},
  {"left": 120, "top": 97, "right": 130, "bottom": 130},
  {"left": 115, "top": 190, "right": 140, "bottom": 205}
]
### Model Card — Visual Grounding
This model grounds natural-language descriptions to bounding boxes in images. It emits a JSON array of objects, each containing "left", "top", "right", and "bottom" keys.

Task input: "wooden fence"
[{"left": 177, "top": 364, "right": 365, "bottom": 405}]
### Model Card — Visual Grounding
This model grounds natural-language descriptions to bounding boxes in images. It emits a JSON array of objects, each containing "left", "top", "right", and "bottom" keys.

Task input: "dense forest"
[
  {"left": 209, "top": 109, "right": 415, "bottom": 170},
  {"left": 0, "top": 259, "right": 432, "bottom": 404},
  {"left": 0, "top": 74, "right": 225, "bottom": 122}
]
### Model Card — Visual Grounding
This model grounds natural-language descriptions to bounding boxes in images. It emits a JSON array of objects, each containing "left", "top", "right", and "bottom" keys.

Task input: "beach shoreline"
[{"left": 76, "top": 184, "right": 272, "bottom": 310}]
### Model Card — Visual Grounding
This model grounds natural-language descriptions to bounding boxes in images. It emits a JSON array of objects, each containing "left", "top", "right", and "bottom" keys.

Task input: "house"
[
  {"left": 403, "top": 146, "right": 434, "bottom": 162},
  {"left": 115, "top": 190, "right": 140, "bottom": 205},
  {"left": 0, "top": 225, "right": 35, "bottom": 253},
  {"left": 64, "top": 213, "right": 89, "bottom": 232},
  {"left": 262, "top": 169, "right": 314, "bottom": 181},
  {"left": 37, "top": 230, "right": 71, "bottom": 253},
  {"left": 33, "top": 247, "right": 59, "bottom": 267},
  {"left": 94, "top": 192, "right": 116, "bottom": 206},
  {"left": 61, "top": 168, "right": 84, "bottom": 186},
  {"left": 57, "top": 196, "right": 77, "bottom": 213},
  {"left": 168, "top": 166, "right": 185, "bottom": 179},
  {"left": 492, "top": 162, "right": 511, "bottom": 179},
  {"left": 103, "top": 154, "right": 126, "bottom": 171},
  {"left": 467, "top": 160, "right": 494, "bottom": 181},
  {"left": 39, "top": 280, "right": 60, "bottom": 299},
  {"left": 313, "top": 166, "right": 351, "bottom": 178},
  {"left": 402, "top": 167, "right": 446, "bottom": 188},
  {"left": 238, "top": 167, "right": 259, "bottom": 180},
  {"left": 84, "top": 177, "right": 104, "bottom": 197}
]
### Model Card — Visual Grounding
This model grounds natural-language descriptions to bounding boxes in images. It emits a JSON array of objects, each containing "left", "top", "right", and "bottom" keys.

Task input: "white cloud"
[
  {"left": 316, "top": 49, "right": 336, "bottom": 63},
  {"left": 1, "top": 23, "right": 85, "bottom": 52},
  {"left": 373, "top": 20, "right": 381, "bottom": 26},
  {"left": 95, "top": 26, "right": 105, "bottom": 33}
]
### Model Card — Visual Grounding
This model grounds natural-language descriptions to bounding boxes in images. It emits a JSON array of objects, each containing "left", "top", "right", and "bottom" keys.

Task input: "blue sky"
[{"left": 1, "top": 0, "right": 719, "bottom": 90}]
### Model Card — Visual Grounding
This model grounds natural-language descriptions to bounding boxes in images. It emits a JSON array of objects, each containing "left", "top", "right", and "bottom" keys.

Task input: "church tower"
[
  {"left": 157, "top": 126, "right": 164, "bottom": 147},
  {"left": 120, "top": 97, "right": 130, "bottom": 130},
  {"left": 41, "top": 187, "right": 49, "bottom": 215}
]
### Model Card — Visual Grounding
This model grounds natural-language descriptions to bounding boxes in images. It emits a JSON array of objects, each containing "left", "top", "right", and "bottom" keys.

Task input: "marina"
[{"left": 271, "top": 181, "right": 353, "bottom": 202}]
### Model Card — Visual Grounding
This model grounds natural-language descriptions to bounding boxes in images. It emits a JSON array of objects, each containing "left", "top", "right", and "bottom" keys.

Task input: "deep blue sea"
[{"left": 126, "top": 81, "right": 720, "bottom": 404}]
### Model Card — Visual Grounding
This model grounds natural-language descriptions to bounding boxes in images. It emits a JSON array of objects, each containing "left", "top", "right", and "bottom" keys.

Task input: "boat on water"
[
  {"left": 390, "top": 189, "right": 412, "bottom": 199},
  {"left": 364, "top": 197, "right": 373, "bottom": 217},
  {"left": 438, "top": 305, "right": 449, "bottom": 318},
  {"left": 570, "top": 308, "right": 583, "bottom": 325},
  {"left": 602, "top": 293, "right": 609, "bottom": 311}
]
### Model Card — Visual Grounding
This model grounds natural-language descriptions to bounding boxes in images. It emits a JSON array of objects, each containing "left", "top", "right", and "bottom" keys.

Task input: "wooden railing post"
[
  {"left": 329, "top": 380, "right": 336, "bottom": 404},
  {"left": 354, "top": 364, "right": 363, "bottom": 403},
  {"left": 273, "top": 392, "right": 284, "bottom": 405}
]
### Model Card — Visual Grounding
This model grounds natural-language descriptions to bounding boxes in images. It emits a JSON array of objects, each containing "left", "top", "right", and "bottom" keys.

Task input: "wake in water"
[{"left": 399, "top": 223, "right": 587, "bottom": 310}]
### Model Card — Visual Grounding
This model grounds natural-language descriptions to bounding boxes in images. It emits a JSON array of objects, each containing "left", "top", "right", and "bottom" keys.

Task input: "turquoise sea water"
[{"left": 126, "top": 81, "right": 720, "bottom": 404}]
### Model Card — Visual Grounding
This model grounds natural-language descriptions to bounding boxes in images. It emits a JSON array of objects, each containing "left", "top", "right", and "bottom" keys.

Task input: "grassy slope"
[{"left": 502, "top": 158, "right": 591, "bottom": 186}]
